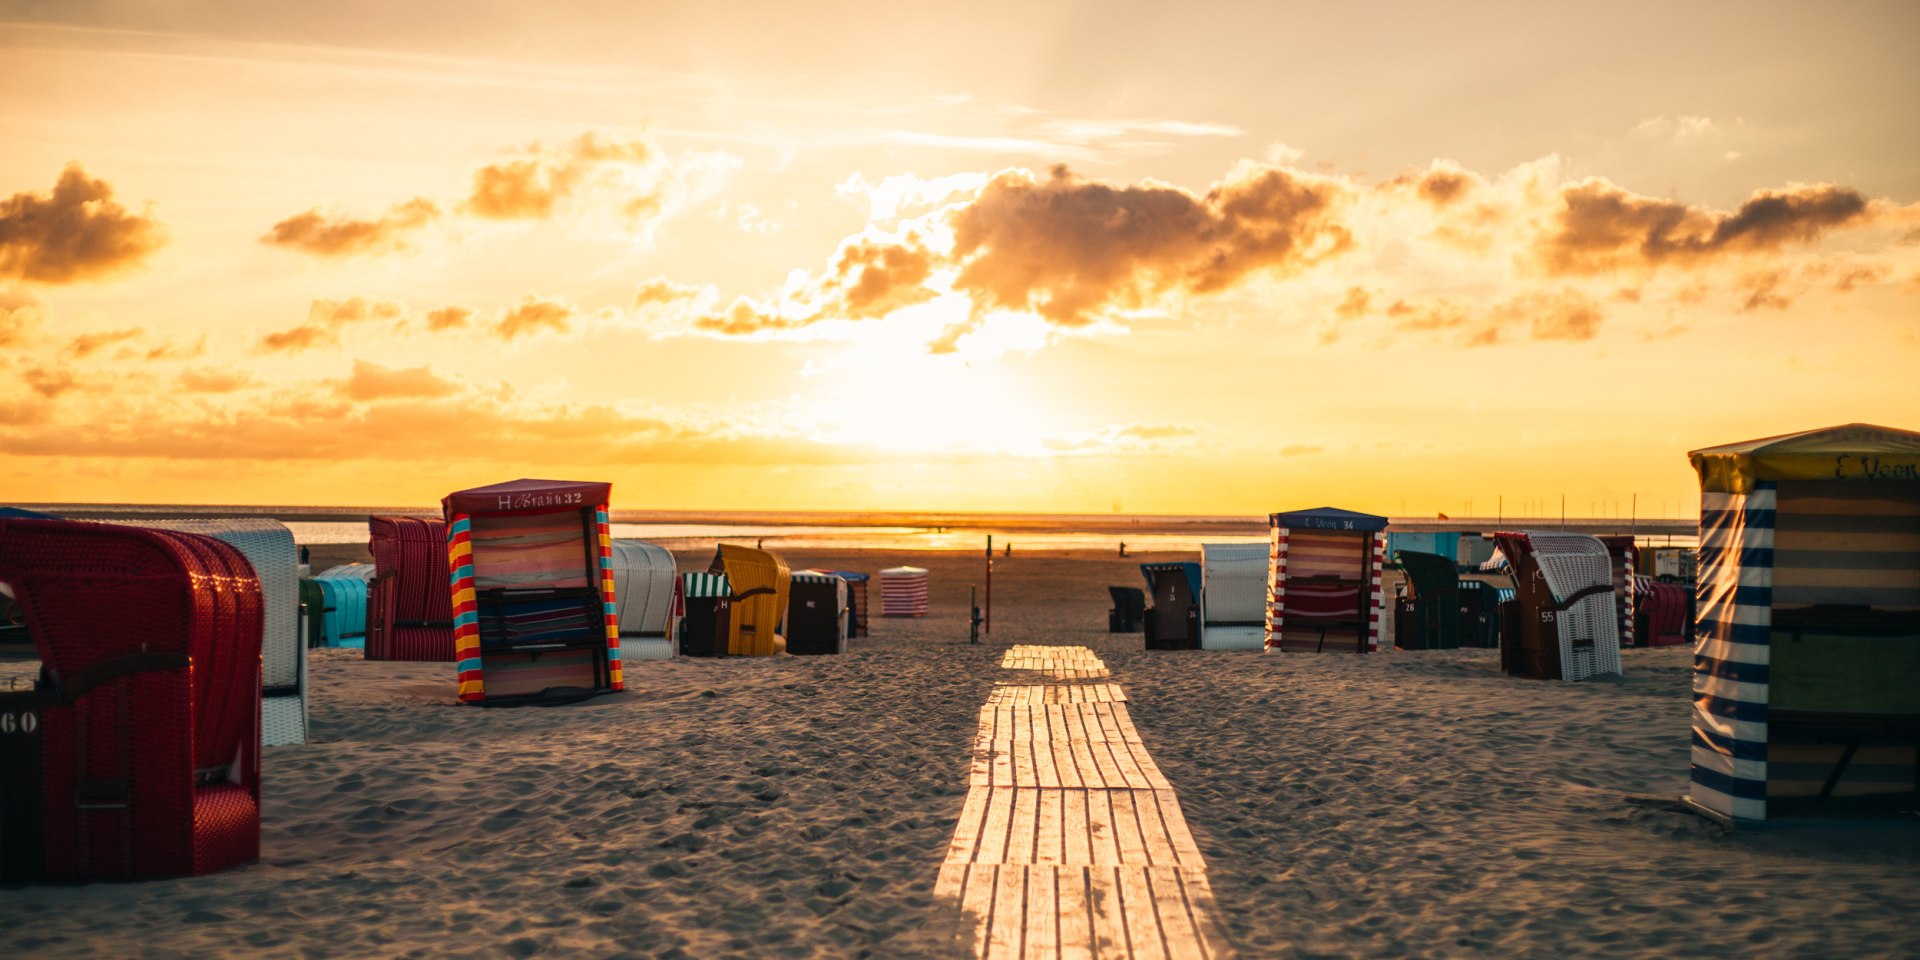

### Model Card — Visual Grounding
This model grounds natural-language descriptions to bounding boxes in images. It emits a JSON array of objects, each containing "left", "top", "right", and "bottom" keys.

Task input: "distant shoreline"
[{"left": 13, "top": 502, "right": 1695, "bottom": 537}]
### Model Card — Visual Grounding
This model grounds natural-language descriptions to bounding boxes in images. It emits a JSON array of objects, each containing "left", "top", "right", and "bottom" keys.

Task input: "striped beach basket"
[{"left": 878, "top": 566, "right": 929, "bottom": 617}]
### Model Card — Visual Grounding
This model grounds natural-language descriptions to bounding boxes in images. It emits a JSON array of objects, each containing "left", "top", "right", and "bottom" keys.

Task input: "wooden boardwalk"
[{"left": 940, "top": 646, "right": 1232, "bottom": 958}]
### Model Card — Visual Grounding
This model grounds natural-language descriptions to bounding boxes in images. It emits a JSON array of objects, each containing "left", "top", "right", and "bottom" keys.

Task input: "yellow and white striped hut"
[{"left": 1686, "top": 423, "right": 1920, "bottom": 825}]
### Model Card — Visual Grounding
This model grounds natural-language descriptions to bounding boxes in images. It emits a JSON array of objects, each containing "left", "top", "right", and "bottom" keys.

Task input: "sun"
[{"left": 796, "top": 295, "right": 1064, "bottom": 456}]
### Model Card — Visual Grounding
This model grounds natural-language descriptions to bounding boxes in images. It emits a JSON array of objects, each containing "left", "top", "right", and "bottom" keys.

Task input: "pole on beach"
[
  {"left": 970, "top": 586, "right": 980, "bottom": 644},
  {"left": 985, "top": 535, "right": 993, "bottom": 636},
  {"left": 1631, "top": 493, "right": 1637, "bottom": 537},
  {"left": 1560, "top": 494, "right": 1566, "bottom": 530}
]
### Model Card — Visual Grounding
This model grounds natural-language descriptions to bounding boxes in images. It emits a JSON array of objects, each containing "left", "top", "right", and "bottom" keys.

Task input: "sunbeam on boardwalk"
[{"left": 939, "top": 645, "right": 1233, "bottom": 958}]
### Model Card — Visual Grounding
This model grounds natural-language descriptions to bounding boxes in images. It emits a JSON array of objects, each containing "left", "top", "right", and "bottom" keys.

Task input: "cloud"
[
  {"left": 463, "top": 132, "right": 662, "bottom": 222},
  {"left": 496, "top": 295, "right": 576, "bottom": 339},
  {"left": 1334, "top": 287, "right": 1371, "bottom": 320},
  {"left": 1, "top": 290, "right": 47, "bottom": 347},
  {"left": 632, "top": 277, "right": 709, "bottom": 309},
  {"left": 837, "top": 171, "right": 990, "bottom": 220},
  {"left": 1538, "top": 180, "right": 1870, "bottom": 274},
  {"left": 332, "top": 359, "right": 461, "bottom": 401},
  {"left": 144, "top": 336, "right": 206, "bottom": 361},
  {"left": 22, "top": 365, "right": 79, "bottom": 398},
  {"left": 1386, "top": 290, "right": 1604, "bottom": 347},
  {"left": 257, "top": 297, "right": 405, "bottom": 352},
  {"left": 691, "top": 297, "right": 810, "bottom": 336},
  {"left": 1280, "top": 444, "right": 1324, "bottom": 456},
  {"left": 949, "top": 163, "right": 1351, "bottom": 324},
  {"left": 1041, "top": 422, "right": 1199, "bottom": 455},
  {"left": 821, "top": 233, "right": 939, "bottom": 319},
  {"left": 261, "top": 198, "right": 440, "bottom": 257},
  {"left": 258, "top": 325, "right": 335, "bottom": 353},
  {"left": 425, "top": 305, "right": 473, "bottom": 331},
  {"left": 1386, "top": 161, "right": 1482, "bottom": 207},
  {"left": 1632, "top": 115, "right": 1717, "bottom": 141},
  {"left": 0, "top": 165, "right": 164, "bottom": 284},
  {"left": 65, "top": 328, "right": 142, "bottom": 358},
  {"left": 177, "top": 368, "right": 257, "bottom": 393}
]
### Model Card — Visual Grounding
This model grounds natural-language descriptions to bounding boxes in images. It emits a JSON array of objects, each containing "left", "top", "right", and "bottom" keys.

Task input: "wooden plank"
[
  {"left": 987, "top": 864, "right": 1026, "bottom": 960},
  {"left": 1062, "top": 788, "right": 1092, "bottom": 868},
  {"left": 1024, "top": 866, "right": 1059, "bottom": 960},
  {"left": 1066, "top": 734, "right": 1106, "bottom": 790},
  {"left": 1115, "top": 866, "right": 1169, "bottom": 960},
  {"left": 959, "top": 865, "right": 996, "bottom": 958},
  {"left": 1123, "top": 738, "right": 1174, "bottom": 790},
  {"left": 945, "top": 784, "right": 991, "bottom": 864},
  {"left": 1176, "top": 869, "right": 1234, "bottom": 959},
  {"left": 1147, "top": 867, "right": 1206, "bottom": 960},
  {"left": 1033, "top": 731, "right": 1061, "bottom": 787},
  {"left": 1056, "top": 867, "right": 1095, "bottom": 960},
  {"left": 936, "top": 860, "right": 970, "bottom": 900},
  {"left": 1085, "top": 790, "right": 1121, "bottom": 865},
  {"left": 1035, "top": 789, "right": 1064, "bottom": 865},
  {"left": 1008, "top": 788, "right": 1040, "bottom": 864},
  {"left": 1013, "top": 738, "right": 1037, "bottom": 787},
  {"left": 1142, "top": 790, "right": 1206, "bottom": 867},
  {"left": 1108, "top": 789, "right": 1150, "bottom": 867},
  {"left": 1086, "top": 866, "right": 1130, "bottom": 958},
  {"left": 976, "top": 786, "right": 1015, "bottom": 864},
  {"left": 1051, "top": 739, "right": 1084, "bottom": 789},
  {"left": 1129, "top": 790, "right": 1178, "bottom": 866}
]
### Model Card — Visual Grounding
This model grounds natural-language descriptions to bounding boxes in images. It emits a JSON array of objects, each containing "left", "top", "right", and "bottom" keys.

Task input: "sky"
[{"left": 1, "top": 1, "right": 1917, "bottom": 516}]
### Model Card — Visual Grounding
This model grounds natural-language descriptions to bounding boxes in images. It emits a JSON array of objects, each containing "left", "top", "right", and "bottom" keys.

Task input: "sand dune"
[{"left": 2, "top": 550, "right": 1916, "bottom": 958}]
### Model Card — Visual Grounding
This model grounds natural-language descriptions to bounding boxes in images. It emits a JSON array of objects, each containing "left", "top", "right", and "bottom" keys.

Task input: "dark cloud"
[
  {"left": 333, "top": 359, "right": 461, "bottom": 401},
  {"left": 0, "top": 165, "right": 164, "bottom": 284},
  {"left": 496, "top": 296, "right": 575, "bottom": 339},
  {"left": 261, "top": 198, "right": 439, "bottom": 258},
  {"left": 463, "top": 133, "right": 659, "bottom": 221},
  {"left": 950, "top": 164, "right": 1350, "bottom": 324},
  {"left": 1539, "top": 180, "right": 1870, "bottom": 274},
  {"left": 66, "top": 328, "right": 142, "bottom": 358}
]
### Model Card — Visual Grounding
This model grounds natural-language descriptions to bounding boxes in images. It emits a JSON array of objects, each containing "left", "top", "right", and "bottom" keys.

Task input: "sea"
[{"left": 10, "top": 504, "right": 1696, "bottom": 553}]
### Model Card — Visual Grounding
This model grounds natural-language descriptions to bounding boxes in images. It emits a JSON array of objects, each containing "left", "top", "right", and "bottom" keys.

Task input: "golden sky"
[{"left": 2, "top": 2, "right": 1917, "bottom": 515}]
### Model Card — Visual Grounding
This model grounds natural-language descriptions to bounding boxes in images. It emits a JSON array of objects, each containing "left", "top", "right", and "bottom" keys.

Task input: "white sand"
[{"left": 2, "top": 551, "right": 1917, "bottom": 958}]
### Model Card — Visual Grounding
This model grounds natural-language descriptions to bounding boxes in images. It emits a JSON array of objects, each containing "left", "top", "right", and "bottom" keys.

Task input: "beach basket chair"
[
  {"left": 786, "top": 571, "right": 849, "bottom": 655},
  {"left": 611, "top": 540, "right": 680, "bottom": 661},
  {"left": 1492, "top": 531, "right": 1623, "bottom": 681},
  {"left": 135, "top": 520, "right": 305, "bottom": 746},
  {"left": 1454, "top": 579, "right": 1503, "bottom": 648},
  {"left": 0, "top": 518, "right": 261, "bottom": 881},
  {"left": 1393, "top": 550, "right": 1461, "bottom": 650},
  {"left": 1107, "top": 586, "right": 1145, "bottom": 633},
  {"left": 1141, "top": 562, "right": 1201, "bottom": 650},
  {"left": 678, "top": 572, "right": 731, "bottom": 657},
  {"left": 366, "top": 517, "right": 455, "bottom": 662},
  {"left": 1631, "top": 575, "right": 1691, "bottom": 647}
]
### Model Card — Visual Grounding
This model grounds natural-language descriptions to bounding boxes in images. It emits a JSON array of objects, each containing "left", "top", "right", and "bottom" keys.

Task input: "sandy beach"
[{"left": 4, "top": 547, "right": 1918, "bottom": 958}]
